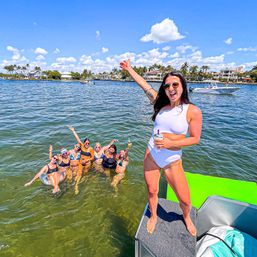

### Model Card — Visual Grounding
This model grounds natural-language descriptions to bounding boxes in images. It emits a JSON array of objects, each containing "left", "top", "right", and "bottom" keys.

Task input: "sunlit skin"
[
  {"left": 120, "top": 59, "right": 202, "bottom": 236},
  {"left": 68, "top": 126, "right": 94, "bottom": 194},
  {"left": 49, "top": 145, "right": 70, "bottom": 182},
  {"left": 68, "top": 144, "right": 81, "bottom": 180},
  {"left": 101, "top": 146, "right": 117, "bottom": 177},
  {"left": 111, "top": 148, "right": 130, "bottom": 189},
  {"left": 24, "top": 155, "right": 64, "bottom": 193}
]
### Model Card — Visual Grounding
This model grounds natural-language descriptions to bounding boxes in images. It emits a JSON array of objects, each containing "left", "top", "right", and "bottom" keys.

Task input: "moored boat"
[
  {"left": 80, "top": 80, "right": 95, "bottom": 85},
  {"left": 189, "top": 80, "right": 240, "bottom": 95}
]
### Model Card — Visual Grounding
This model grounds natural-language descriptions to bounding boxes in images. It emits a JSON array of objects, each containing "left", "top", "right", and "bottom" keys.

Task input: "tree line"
[{"left": 1, "top": 63, "right": 257, "bottom": 82}]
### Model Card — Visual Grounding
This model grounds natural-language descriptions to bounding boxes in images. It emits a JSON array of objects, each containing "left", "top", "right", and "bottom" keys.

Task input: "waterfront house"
[
  {"left": 61, "top": 72, "right": 72, "bottom": 80},
  {"left": 143, "top": 70, "right": 162, "bottom": 81}
]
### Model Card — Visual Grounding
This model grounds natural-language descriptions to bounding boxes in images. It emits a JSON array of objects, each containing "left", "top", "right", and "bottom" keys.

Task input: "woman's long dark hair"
[{"left": 152, "top": 72, "right": 191, "bottom": 121}]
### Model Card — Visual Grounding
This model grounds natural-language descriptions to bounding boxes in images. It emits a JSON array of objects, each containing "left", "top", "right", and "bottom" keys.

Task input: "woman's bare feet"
[
  {"left": 183, "top": 215, "right": 197, "bottom": 236},
  {"left": 147, "top": 216, "right": 158, "bottom": 234}
]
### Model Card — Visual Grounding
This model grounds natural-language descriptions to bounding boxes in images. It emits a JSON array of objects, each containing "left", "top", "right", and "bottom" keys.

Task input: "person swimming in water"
[
  {"left": 120, "top": 59, "right": 202, "bottom": 235},
  {"left": 101, "top": 144, "right": 118, "bottom": 175},
  {"left": 68, "top": 126, "right": 94, "bottom": 194},
  {"left": 93, "top": 139, "right": 118, "bottom": 172},
  {"left": 68, "top": 143, "right": 81, "bottom": 180},
  {"left": 24, "top": 151, "right": 65, "bottom": 193},
  {"left": 49, "top": 145, "right": 70, "bottom": 181},
  {"left": 111, "top": 147, "right": 130, "bottom": 189}
]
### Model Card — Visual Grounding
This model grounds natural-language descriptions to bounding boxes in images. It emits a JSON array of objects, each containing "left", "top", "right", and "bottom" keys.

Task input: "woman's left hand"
[
  {"left": 154, "top": 138, "right": 181, "bottom": 151},
  {"left": 154, "top": 138, "right": 172, "bottom": 149}
]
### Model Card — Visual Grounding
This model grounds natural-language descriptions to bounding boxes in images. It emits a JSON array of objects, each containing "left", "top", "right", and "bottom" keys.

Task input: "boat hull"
[{"left": 191, "top": 87, "right": 240, "bottom": 94}]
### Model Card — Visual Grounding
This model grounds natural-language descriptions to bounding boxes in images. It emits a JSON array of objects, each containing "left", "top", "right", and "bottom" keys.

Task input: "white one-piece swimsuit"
[{"left": 147, "top": 104, "right": 189, "bottom": 168}]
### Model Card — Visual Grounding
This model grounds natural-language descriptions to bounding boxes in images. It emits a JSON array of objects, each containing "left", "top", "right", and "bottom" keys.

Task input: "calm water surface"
[{"left": 0, "top": 80, "right": 256, "bottom": 256}]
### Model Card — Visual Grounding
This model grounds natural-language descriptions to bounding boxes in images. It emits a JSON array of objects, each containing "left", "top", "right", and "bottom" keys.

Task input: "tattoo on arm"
[{"left": 146, "top": 90, "right": 156, "bottom": 104}]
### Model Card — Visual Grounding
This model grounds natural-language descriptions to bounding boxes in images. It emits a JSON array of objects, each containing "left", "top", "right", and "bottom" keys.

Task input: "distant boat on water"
[
  {"left": 189, "top": 80, "right": 240, "bottom": 94},
  {"left": 80, "top": 80, "right": 95, "bottom": 85}
]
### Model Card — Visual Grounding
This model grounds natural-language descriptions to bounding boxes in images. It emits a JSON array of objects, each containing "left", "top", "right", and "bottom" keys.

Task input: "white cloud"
[
  {"left": 203, "top": 54, "right": 224, "bottom": 64},
  {"left": 140, "top": 18, "right": 185, "bottom": 44},
  {"left": 176, "top": 44, "right": 196, "bottom": 54},
  {"left": 36, "top": 55, "right": 45, "bottom": 61},
  {"left": 53, "top": 48, "right": 60, "bottom": 54},
  {"left": 241, "top": 61, "right": 257, "bottom": 69},
  {"left": 34, "top": 47, "right": 48, "bottom": 55},
  {"left": 6, "top": 46, "right": 18, "bottom": 52},
  {"left": 134, "top": 48, "right": 168, "bottom": 67},
  {"left": 96, "top": 30, "right": 100, "bottom": 40},
  {"left": 224, "top": 37, "right": 232, "bottom": 45},
  {"left": 162, "top": 46, "right": 170, "bottom": 51},
  {"left": 189, "top": 50, "right": 203, "bottom": 62},
  {"left": 170, "top": 52, "right": 180, "bottom": 58},
  {"left": 56, "top": 57, "right": 77, "bottom": 64},
  {"left": 80, "top": 55, "right": 94, "bottom": 65},
  {"left": 6, "top": 45, "right": 28, "bottom": 62},
  {"left": 237, "top": 46, "right": 257, "bottom": 52},
  {"left": 33, "top": 22, "right": 37, "bottom": 26},
  {"left": 102, "top": 47, "right": 109, "bottom": 53},
  {"left": 50, "top": 62, "right": 76, "bottom": 72},
  {"left": 226, "top": 51, "right": 234, "bottom": 55}
]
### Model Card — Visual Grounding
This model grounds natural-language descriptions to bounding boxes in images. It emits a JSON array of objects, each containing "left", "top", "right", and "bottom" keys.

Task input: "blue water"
[{"left": 0, "top": 80, "right": 256, "bottom": 256}]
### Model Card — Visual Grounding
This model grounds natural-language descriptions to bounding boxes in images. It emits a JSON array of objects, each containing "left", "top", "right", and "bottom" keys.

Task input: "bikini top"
[
  {"left": 102, "top": 154, "right": 117, "bottom": 169},
  {"left": 70, "top": 151, "right": 81, "bottom": 161},
  {"left": 94, "top": 153, "right": 104, "bottom": 161},
  {"left": 58, "top": 159, "right": 70, "bottom": 167},
  {"left": 153, "top": 104, "right": 189, "bottom": 135},
  {"left": 47, "top": 165, "right": 58, "bottom": 174}
]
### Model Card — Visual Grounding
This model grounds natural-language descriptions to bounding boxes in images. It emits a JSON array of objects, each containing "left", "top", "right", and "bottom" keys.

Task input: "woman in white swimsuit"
[{"left": 120, "top": 59, "right": 202, "bottom": 236}]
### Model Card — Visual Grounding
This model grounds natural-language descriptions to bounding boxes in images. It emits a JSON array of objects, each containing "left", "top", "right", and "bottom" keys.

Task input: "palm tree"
[
  {"left": 200, "top": 65, "right": 209, "bottom": 74},
  {"left": 189, "top": 65, "right": 199, "bottom": 81},
  {"left": 180, "top": 62, "right": 189, "bottom": 77},
  {"left": 4, "top": 65, "right": 15, "bottom": 75}
]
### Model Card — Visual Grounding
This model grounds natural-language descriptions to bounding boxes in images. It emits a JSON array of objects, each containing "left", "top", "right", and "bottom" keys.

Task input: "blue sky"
[{"left": 1, "top": 0, "right": 257, "bottom": 73}]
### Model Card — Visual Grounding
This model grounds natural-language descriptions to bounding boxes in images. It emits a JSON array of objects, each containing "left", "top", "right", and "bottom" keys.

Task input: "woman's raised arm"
[
  {"left": 102, "top": 139, "right": 118, "bottom": 152},
  {"left": 120, "top": 59, "right": 158, "bottom": 104},
  {"left": 68, "top": 126, "right": 82, "bottom": 145}
]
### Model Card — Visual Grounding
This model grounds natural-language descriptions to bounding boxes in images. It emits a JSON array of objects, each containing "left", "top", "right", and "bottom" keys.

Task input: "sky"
[{"left": 0, "top": 0, "right": 257, "bottom": 73}]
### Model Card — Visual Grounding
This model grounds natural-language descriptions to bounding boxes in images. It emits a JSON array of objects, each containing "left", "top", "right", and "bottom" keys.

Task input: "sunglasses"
[
  {"left": 163, "top": 82, "right": 180, "bottom": 89},
  {"left": 95, "top": 146, "right": 101, "bottom": 149},
  {"left": 53, "top": 157, "right": 58, "bottom": 160},
  {"left": 75, "top": 145, "right": 81, "bottom": 149},
  {"left": 84, "top": 142, "right": 90, "bottom": 145}
]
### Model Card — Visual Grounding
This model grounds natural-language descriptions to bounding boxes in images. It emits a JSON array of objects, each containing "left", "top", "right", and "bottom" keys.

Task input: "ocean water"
[{"left": 0, "top": 80, "right": 256, "bottom": 257}]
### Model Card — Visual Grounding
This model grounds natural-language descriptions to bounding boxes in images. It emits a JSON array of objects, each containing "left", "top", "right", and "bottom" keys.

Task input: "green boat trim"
[{"left": 166, "top": 172, "right": 257, "bottom": 209}]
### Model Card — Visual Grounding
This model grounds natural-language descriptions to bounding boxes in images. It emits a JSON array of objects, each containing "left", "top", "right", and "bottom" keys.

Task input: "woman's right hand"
[
  {"left": 120, "top": 59, "right": 131, "bottom": 71},
  {"left": 49, "top": 145, "right": 53, "bottom": 152}
]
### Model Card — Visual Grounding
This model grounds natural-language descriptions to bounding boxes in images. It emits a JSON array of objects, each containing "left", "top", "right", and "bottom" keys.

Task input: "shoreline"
[{"left": 0, "top": 77, "right": 257, "bottom": 85}]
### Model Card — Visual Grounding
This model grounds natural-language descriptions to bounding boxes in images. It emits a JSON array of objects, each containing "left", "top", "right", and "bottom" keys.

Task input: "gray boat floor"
[{"left": 135, "top": 198, "right": 196, "bottom": 257}]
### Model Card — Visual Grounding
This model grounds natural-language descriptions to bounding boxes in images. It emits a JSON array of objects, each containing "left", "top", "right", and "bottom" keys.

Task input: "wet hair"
[
  {"left": 152, "top": 72, "right": 191, "bottom": 121},
  {"left": 84, "top": 138, "right": 90, "bottom": 143},
  {"left": 109, "top": 144, "right": 117, "bottom": 154}
]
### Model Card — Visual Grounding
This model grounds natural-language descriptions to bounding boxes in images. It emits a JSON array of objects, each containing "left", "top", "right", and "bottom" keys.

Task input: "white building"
[
  {"left": 143, "top": 70, "right": 162, "bottom": 81},
  {"left": 61, "top": 72, "right": 72, "bottom": 80},
  {"left": 218, "top": 67, "right": 243, "bottom": 81}
]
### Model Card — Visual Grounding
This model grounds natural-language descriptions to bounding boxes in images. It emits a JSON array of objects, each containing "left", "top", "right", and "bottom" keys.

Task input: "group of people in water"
[
  {"left": 25, "top": 58, "right": 202, "bottom": 237},
  {"left": 24, "top": 126, "right": 132, "bottom": 194}
]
